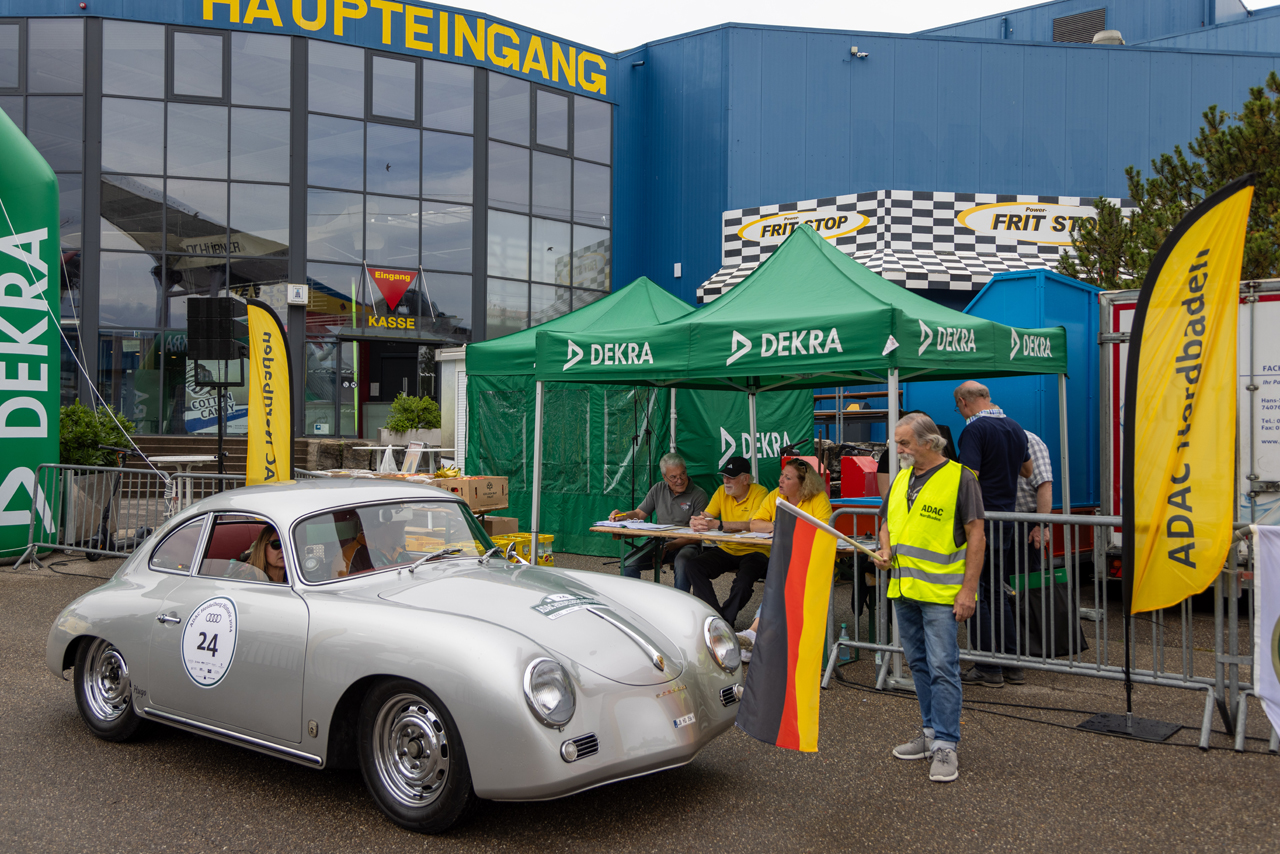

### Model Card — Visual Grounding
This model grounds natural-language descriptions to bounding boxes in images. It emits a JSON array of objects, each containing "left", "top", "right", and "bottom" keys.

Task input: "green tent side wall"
[{"left": 466, "top": 379, "right": 814, "bottom": 557}]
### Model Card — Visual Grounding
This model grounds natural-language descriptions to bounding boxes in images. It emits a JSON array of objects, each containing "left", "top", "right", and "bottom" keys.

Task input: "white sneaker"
[{"left": 929, "top": 747, "right": 959, "bottom": 783}]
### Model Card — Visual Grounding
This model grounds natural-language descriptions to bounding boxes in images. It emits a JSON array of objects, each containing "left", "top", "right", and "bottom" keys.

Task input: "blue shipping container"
[{"left": 903, "top": 269, "right": 1102, "bottom": 509}]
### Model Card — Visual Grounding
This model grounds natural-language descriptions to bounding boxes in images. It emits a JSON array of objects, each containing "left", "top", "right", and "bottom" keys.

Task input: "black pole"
[
  {"left": 217, "top": 385, "right": 225, "bottom": 478},
  {"left": 1123, "top": 608, "right": 1133, "bottom": 730}
]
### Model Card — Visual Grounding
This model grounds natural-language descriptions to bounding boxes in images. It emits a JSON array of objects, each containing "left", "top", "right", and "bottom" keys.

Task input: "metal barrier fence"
[
  {"left": 15, "top": 464, "right": 322, "bottom": 566},
  {"left": 823, "top": 506, "right": 1273, "bottom": 751}
]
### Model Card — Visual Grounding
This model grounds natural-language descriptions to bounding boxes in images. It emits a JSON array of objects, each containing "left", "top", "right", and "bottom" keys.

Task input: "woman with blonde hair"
[
  {"left": 228, "top": 526, "right": 288, "bottom": 583},
  {"left": 750, "top": 457, "right": 832, "bottom": 533}
]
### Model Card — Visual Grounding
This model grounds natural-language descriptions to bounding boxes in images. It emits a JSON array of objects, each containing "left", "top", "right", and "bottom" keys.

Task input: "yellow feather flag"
[
  {"left": 1123, "top": 175, "right": 1254, "bottom": 614},
  {"left": 246, "top": 300, "right": 293, "bottom": 485}
]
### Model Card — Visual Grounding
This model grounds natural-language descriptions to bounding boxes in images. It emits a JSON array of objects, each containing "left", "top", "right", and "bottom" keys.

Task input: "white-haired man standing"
[
  {"left": 610, "top": 452, "right": 708, "bottom": 590},
  {"left": 874, "top": 412, "right": 985, "bottom": 783}
]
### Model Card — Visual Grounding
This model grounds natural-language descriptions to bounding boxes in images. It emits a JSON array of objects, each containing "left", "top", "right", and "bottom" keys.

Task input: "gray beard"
[{"left": 897, "top": 453, "right": 915, "bottom": 469}]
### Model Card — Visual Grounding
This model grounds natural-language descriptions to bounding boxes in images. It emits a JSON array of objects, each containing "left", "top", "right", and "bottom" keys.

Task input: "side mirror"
[{"left": 504, "top": 541, "right": 518, "bottom": 560}]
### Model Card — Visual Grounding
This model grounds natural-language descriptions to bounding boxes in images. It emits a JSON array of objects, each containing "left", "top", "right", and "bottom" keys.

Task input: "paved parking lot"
[{"left": 2, "top": 554, "right": 1277, "bottom": 854}]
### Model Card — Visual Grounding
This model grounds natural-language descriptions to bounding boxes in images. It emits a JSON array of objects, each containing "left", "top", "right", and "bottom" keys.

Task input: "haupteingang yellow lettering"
[{"left": 204, "top": 0, "right": 607, "bottom": 95}]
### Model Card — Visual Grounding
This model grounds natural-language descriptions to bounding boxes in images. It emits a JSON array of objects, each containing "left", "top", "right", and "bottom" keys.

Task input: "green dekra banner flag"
[{"left": 0, "top": 109, "right": 61, "bottom": 557}]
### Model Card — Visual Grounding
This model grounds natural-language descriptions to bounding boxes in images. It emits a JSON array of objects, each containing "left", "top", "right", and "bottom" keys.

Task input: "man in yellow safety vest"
[{"left": 874, "top": 412, "right": 985, "bottom": 783}]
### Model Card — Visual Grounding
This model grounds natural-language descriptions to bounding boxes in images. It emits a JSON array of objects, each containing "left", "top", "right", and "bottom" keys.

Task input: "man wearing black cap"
[{"left": 685, "top": 456, "right": 771, "bottom": 626}]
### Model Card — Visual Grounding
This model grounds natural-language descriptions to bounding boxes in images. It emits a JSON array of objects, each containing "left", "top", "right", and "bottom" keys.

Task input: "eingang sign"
[{"left": 200, "top": 0, "right": 610, "bottom": 96}]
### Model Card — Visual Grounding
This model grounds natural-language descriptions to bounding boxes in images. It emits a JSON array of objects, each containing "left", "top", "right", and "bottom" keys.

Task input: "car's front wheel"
[
  {"left": 74, "top": 638, "right": 147, "bottom": 742},
  {"left": 357, "top": 679, "right": 477, "bottom": 833}
]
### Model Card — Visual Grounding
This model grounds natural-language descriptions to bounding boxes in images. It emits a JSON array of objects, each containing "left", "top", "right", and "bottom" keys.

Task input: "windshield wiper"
[
  {"left": 478, "top": 546, "right": 503, "bottom": 564},
  {"left": 406, "top": 548, "right": 463, "bottom": 574}
]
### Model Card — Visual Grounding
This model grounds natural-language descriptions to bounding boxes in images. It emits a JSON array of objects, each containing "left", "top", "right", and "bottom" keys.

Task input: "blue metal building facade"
[{"left": 613, "top": 0, "right": 1280, "bottom": 305}]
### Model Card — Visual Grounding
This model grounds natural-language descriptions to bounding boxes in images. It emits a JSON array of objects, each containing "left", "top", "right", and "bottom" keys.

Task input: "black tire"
[
  {"left": 85, "top": 551, "right": 101, "bottom": 562},
  {"left": 73, "top": 638, "right": 147, "bottom": 742},
  {"left": 356, "top": 679, "right": 477, "bottom": 834}
]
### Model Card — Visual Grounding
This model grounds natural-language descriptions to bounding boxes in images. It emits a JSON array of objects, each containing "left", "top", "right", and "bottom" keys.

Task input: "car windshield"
[{"left": 293, "top": 500, "right": 495, "bottom": 583}]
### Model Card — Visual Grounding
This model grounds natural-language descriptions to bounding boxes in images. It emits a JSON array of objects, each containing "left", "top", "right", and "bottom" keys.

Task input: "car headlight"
[
  {"left": 523, "top": 657, "right": 576, "bottom": 728},
  {"left": 704, "top": 616, "right": 741, "bottom": 673}
]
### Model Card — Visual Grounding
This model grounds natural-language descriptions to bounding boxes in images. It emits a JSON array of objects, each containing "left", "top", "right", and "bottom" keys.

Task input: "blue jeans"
[
  {"left": 893, "top": 596, "right": 962, "bottom": 747},
  {"left": 622, "top": 540, "right": 697, "bottom": 592}
]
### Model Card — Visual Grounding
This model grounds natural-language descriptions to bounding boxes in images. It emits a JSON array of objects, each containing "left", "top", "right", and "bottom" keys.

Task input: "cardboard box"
[
  {"left": 482, "top": 516, "right": 519, "bottom": 536},
  {"left": 434, "top": 476, "right": 509, "bottom": 512}
]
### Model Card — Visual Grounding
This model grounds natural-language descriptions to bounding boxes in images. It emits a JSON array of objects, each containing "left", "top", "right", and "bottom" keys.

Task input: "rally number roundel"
[{"left": 181, "top": 597, "right": 238, "bottom": 688}]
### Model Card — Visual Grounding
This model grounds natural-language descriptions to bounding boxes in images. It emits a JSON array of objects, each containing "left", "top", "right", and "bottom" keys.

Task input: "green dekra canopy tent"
[
  {"left": 534, "top": 225, "right": 1068, "bottom": 389},
  {"left": 465, "top": 278, "right": 691, "bottom": 556},
  {"left": 466, "top": 276, "right": 693, "bottom": 377},
  {"left": 525, "top": 226, "right": 1074, "bottom": 562},
  {"left": 465, "top": 278, "right": 813, "bottom": 556}
]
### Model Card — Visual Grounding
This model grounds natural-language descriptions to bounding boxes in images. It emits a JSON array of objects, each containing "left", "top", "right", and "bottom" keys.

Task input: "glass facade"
[
  {"left": 0, "top": 16, "right": 612, "bottom": 436},
  {"left": 484, "top": 74, "right": 612, "bottom": 336}
]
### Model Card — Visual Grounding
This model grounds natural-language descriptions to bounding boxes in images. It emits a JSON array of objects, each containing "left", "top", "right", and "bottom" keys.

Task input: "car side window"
[
  {"left": 150, "top": 517, "right": 206, "bottom": 573},
  {"left": 197, "top": 514, "right": 284, "bottom": 583}
]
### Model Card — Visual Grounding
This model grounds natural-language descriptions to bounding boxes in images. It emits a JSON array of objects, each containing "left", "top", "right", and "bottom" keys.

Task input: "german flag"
[{"left": 736, "top": 499, "right": 839, "bottom": 752}]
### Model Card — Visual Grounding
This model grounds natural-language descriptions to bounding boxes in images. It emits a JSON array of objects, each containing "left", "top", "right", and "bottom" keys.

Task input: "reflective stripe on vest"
[{"left": 885, "top": 460, "right": 967, "bottom": 604}]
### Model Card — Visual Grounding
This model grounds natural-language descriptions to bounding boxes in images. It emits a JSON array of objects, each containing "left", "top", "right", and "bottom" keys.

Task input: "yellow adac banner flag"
[
  {"left": 1123, "top": 175, "right": 1255, "bottom": 614},
  {"left": 246, "top": 299, "right": 292, "bottom": 486}
]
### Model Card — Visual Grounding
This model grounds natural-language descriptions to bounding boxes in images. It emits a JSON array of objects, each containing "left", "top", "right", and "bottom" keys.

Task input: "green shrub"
[
  {"left": 60, "top": 401, "right": 136, "bottom": 466},
  {"left": 385, "top": 393, "right": 441, "bottom": 431}
]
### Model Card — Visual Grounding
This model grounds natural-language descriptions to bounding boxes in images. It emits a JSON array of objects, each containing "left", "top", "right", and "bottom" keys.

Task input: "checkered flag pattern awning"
[{"left": 698, "top": 189, "right": 1130, "bottom": 302}]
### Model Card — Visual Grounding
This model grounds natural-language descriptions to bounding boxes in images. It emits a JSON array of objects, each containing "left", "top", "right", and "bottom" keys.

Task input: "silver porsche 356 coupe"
[{"left": 47, "top": 480, "right": 743, "bottom": 833}]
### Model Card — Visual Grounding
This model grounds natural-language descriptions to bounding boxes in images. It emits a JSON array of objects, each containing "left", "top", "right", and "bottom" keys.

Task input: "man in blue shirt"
[{"left": 954, "top": 381, "right": 1032, "bottom": 688}]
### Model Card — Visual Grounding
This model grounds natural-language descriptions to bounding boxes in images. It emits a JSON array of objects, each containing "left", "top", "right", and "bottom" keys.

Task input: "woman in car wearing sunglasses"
[{"left": 229, "top": 527, "right": 288, "bottom": 584}]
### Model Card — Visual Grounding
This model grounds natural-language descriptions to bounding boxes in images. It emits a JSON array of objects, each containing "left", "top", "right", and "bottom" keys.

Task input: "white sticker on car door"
[{"left": 181, "top": 597, "right": 238, "bottom": 687}]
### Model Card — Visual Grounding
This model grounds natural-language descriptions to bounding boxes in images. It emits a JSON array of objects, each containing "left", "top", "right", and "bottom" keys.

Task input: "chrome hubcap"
[
  {"left": 373, "top": 692, "right": 450, "bottom": 807},
  {"left": 82, "top": 639, "right": 131, "bottom": 722}
]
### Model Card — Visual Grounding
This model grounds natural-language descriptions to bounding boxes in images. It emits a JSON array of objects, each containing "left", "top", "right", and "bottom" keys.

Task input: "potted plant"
[{"left": 379, "top": 393, "right": 442, "bottom": 446}]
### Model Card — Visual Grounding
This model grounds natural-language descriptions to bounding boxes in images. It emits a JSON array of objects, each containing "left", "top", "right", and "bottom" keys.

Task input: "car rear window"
[{"left": 150, "top": 517, "right": 205, "bottom": 572}]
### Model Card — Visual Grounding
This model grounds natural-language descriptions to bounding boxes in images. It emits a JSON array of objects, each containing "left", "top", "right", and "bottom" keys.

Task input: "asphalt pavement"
[{"left": 2, "top": 553, "right": 1277, "bottom": 854}]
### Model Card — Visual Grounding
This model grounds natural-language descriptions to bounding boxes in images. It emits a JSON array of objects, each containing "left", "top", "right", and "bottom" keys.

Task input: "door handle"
[{"left": 156, "top": 614, "right": 180, "bottom": 624}]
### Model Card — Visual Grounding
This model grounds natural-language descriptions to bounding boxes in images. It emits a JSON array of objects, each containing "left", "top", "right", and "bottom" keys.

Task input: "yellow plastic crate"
[{"left": 491, "top": 533, "right": 555, "bottom": 565}]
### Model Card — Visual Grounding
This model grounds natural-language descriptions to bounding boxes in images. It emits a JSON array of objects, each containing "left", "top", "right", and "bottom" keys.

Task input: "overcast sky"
[{"left": 465, "top": 0, "right": 1280, "bottom": 53}]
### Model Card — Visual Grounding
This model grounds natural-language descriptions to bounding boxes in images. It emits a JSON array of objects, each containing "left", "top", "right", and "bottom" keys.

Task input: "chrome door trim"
[{"left": 141, "top": 708, "right": 323, "bottom": 766}]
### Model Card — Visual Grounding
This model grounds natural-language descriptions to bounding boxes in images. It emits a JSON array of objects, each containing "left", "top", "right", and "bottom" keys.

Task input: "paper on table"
[
  {"left": 739, "top": 531, "right": 773, "bottom": 539},
  {"left": 593, "top": 520, "right": 677, "bottom": 531}
]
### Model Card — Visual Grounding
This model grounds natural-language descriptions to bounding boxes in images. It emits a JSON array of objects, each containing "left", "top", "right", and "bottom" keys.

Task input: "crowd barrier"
[
  {"left": 823, "top": 506, "right": 1275, "bottom": 752},
  {"left": 15, "top": 464, "right": 320, "bottom": 566}
]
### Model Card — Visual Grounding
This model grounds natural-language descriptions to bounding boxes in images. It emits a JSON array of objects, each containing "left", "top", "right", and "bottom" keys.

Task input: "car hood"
[{"left": 379, "top": 563, "right": 684, "bottom": 686}]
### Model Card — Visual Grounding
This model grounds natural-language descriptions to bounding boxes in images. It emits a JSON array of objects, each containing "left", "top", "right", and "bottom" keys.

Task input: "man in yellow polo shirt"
[{"left": 685, "top": 457, "right": 770, "bottom": 625}]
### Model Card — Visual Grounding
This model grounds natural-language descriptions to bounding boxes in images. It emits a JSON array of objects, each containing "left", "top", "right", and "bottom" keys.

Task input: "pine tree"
[{"left": 1058, "top": 70, "right": 1280, "bottom": 289}]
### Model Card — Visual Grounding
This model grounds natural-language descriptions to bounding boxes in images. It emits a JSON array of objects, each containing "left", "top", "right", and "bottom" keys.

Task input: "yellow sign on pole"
[
  {"left": 1123, "top": 175, "right": 1255, "bottom": 614},
  {"left": 246, "top": 300, "right": 293, "bottom": 485}
]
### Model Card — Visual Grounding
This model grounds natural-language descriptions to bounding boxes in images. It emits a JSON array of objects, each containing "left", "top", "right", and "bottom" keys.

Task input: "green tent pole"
[
  {"left": 748, "top": 389, "right": 759, "bottom": 481},
  {"left": 531, "top": 379, "right": 544, "bottom": 565}
]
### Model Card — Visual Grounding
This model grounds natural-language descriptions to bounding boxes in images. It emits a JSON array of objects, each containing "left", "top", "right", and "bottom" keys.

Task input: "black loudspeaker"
[{"left": 188, "top": 297, "right": 248, "bottom": 360}]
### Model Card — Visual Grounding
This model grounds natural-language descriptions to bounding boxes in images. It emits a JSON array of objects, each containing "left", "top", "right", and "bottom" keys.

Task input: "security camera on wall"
[{"left": 850, "top": 46, "right": 869, "bottom": 58}]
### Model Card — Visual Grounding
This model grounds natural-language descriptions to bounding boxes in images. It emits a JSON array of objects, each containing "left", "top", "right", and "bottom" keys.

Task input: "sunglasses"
[
  {"left": 267, "top": 539, "right": 282, "bottom": 549},
  {"left": 791, "top": 460, "right": 807, "bottom": 471}
]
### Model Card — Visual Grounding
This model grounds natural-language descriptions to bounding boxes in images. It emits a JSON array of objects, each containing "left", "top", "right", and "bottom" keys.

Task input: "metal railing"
[
  {"left": 823, "top": 506, "right": 1271, "bottom": 751},
  {"left": 15, "top": 464, "right": 322, "bottom": 565}
]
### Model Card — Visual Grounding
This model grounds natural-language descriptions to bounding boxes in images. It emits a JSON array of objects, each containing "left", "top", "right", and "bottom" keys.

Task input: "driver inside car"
[{"left": 342, "top": 507, "right": 413, "bottom": 574}]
